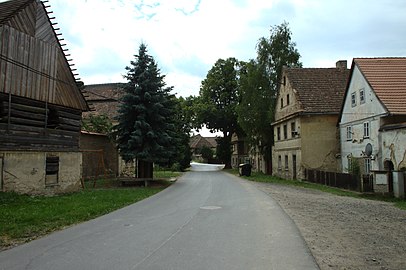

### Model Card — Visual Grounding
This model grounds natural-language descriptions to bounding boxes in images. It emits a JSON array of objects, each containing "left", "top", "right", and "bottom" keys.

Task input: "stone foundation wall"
[{"left": 1, "top": 151, "right": 82, "bottom": 195}]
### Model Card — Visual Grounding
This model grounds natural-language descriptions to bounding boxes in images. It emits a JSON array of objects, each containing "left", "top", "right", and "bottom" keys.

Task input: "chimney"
[{"left": 336, "top": 60, "right": 347, "bottom": 70}]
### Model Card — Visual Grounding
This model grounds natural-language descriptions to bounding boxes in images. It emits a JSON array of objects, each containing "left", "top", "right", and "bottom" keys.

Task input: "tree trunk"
[{"left": 137, "top": 160, "right": 153, "bottom": 178}]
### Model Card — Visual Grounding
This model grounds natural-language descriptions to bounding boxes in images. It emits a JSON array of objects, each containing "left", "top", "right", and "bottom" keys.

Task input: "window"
[
  {"left": 284, "top": 155, "right": 288, "bottom": 170},
  {"left": 291, "top": 122, "right": 296, "bottom": 137},
  {"left": 45, "top": 156, "right": 59, "bottom": 186},
  {"left": 359, "top": 88, "right": 365, "bottom": 104},
  {"left": 363, "top": 122, "right": 370, "bottom": 138},
  {"left": 346, "top": 126, "right": 353, "bottom": 141},
  {"left": 287, "top": 94, "right": 290, "bottom": 105},
  {"left": 278, "top": 155, "right": 282, "bottom": 170},
  {"left": 351, "top": 92, "right": 356, "bottom": 107},
  {"left": 364, "top": 158, "right": 371, "bottom": 174},
  {"left": 277, "top": 127, "right": 281, "bottom": 141},
  {"left": 283, "top": 124, "right": 287, "bottom": 139},
  {"left": 280, "top": 98, "right": 284, "bottom": 108}
]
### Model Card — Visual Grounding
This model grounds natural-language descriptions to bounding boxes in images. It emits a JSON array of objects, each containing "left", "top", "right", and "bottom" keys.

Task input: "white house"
[{"left": 338, "top": 58, "right": 406, "bottom": 197}]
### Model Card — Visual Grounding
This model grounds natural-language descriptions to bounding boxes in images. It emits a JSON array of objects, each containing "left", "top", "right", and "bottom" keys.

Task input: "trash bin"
[{"left": 239, "top": 163, "right": 252, "bottom": 177}]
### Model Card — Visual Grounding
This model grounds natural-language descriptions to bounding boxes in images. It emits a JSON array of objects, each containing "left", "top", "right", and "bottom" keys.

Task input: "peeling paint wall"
[{"left": 1, "top": 151, "right": 82, "bottom": 195}]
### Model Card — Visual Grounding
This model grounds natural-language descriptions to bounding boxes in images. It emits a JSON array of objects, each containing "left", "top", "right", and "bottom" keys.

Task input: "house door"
[
  {"left": 292, "top": 155, "right": 297, "bottom": 179},
  {"left": 384, "top": 160, "right": 394, "bottom": 193}
]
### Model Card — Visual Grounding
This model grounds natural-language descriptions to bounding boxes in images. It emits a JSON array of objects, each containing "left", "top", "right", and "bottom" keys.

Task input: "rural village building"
[
  {"left": 0, "top": 0, "right": 88, "bottom": 194},
  {"left": 82, "top": 83, "right": 136, "bottom": 178},
  {"left": 272, "top": 61, "right": 349, "bottom": 180},
  {"left": 231, "top": 132, "right": 249, "bottom": 168},
  {"left": 338, "top": 58, "right": 406, "bottom": 198},
  {"left": 189, "top": 134, "right": 217, "bottom": 162}
]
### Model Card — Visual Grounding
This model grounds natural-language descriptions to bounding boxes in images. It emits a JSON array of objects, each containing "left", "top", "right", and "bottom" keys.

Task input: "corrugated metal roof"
[
  {"left": 285, "top": 67, "right": 350, "bottom": 114},
  {"left": 355, "top": 58, "right": 406, "bottom": 114}
]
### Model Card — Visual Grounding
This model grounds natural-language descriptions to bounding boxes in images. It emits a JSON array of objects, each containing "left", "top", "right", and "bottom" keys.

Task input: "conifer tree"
[{"left": 115, "top": 43, "right": 176, "bottom": 177}]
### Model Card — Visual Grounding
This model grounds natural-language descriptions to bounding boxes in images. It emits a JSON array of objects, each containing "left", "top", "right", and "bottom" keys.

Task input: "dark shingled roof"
[{"left": 286, "top": 67, "right": 350, "bottom": 114}]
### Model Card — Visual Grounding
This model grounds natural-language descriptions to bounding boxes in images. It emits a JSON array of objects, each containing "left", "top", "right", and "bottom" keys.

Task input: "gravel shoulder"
[{"left": 251, "top": 181, "right": 406, "bottom": 270}]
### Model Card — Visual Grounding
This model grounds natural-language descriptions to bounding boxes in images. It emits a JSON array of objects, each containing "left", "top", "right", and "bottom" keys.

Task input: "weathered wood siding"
[
  {"left": 0, "top": 0, "right": 87, "bottom": 110},
  {"left": 0, "top": 92, "right": 81, "bottom": 151}
]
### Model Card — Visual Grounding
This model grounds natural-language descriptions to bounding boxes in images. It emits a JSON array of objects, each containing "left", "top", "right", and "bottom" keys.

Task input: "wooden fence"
[{"left": 304, "top": 169, "right": 361, "bottom": 192}]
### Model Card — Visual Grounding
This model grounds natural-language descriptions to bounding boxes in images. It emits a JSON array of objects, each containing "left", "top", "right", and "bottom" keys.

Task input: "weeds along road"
[{"left": 0, "top": 171, "right": 318, "bottom": 270}]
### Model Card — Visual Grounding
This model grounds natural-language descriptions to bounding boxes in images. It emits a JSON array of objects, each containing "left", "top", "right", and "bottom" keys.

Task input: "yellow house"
[{"left": 272, "top": 61, "right": 349, "bottom": 180}]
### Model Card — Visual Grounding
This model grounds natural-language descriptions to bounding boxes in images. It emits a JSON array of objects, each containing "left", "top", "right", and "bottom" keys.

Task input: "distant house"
[
  {"left": 338, "top": 58, "right": 406, "bottom": 197},
  {"left": 272, "top": 61, "right": 349, "bottom": 180},
  {"left": 189, "top": 134, "right": 217, "bottom": 162},
  {"left": 0, "top": 0, "right": 88, "bottom": 194},
  {"left": 231, "top": 132, "right": 249, "bottom": 168}
]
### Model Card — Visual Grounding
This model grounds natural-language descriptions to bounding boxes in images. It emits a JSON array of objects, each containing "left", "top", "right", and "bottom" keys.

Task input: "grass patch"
[
  {"left": 226, "top": 169, "right": 406, "bottom": 208},
  {"left": 0, "top": 187, "right": 164, "bottom": 249}
]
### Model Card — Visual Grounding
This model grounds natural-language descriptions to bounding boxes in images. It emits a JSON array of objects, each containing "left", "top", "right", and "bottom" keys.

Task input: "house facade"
[
  {"left": 0, "top": 0, "right": 88, "bottom": 194},
  {"left": 272, "top": 61, "right": 349, "bottom": 180},
  {"left": 339, "top": 58, "right": 406, "bottom": 197},
  {"left": 231, "top": 133, "right": 249, "bottom": 168}
]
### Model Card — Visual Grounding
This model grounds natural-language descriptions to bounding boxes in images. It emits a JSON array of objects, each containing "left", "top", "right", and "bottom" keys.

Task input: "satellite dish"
[{"left": 365, "top": 143, "right": 373, "bottom": 157}]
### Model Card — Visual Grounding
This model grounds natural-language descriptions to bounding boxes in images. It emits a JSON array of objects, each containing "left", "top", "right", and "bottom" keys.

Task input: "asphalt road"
[{"left": 0, "top": 171, "right": 319, "bottom": 270}]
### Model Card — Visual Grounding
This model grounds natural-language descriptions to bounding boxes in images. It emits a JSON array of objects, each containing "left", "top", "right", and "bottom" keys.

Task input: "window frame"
[
  {"left": 346, "top": 126, "right": 353, "bottom": 141},
  {"left": 363, "top": 122, "right": 370, "bottom": 138},
  {"left": 359, "top": 88, "right": 365, "bottom": 104},
  {"left": 351, "top": 92, "right": 357, "bottom": 107}
]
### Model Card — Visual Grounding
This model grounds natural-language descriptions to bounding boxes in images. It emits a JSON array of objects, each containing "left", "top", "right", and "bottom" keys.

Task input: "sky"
[{"left": 41, "top": 0, "right": 406, "bottom": 98}]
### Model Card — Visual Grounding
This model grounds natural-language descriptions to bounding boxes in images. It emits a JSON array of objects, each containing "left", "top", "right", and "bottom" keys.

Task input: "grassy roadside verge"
[
  {"left": 226, "top": 169, "right": 406, "bottom": 210},
  {"left": 0, "top": 171, "right": 181, "bottom": 250}
]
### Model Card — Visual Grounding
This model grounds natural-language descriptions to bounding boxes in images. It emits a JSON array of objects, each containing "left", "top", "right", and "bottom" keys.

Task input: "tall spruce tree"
[{"left": 115, "top": 43, "right": 176, "bottom": 178}]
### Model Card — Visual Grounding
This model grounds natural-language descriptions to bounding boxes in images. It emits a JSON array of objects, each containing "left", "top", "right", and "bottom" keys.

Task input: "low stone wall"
[{"left": 1, "top": 151, "right": 82, "bottom": 195}]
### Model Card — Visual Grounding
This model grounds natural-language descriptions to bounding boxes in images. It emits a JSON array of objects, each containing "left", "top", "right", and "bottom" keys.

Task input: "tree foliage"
[
  {"left": 237, "top": 22, "right": 302, "bottom": 157},
  {"left": 82, "top": 114, "right": 113, "bottom": 134},
  {"left": 115, "top": 43, "right": 177, "bottom": 166},
  {"left": 195, "top": 57, "right": 241, "bottom": 167}
]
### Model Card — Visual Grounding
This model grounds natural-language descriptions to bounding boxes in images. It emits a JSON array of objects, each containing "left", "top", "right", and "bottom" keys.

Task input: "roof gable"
[
  {"left": 0, "top": 0, "right": 88, "bottom": 111},
  {"left": 285, "top": 67, "right": 349, "bottom": 113},
  {"left": 354, "top": 58, "right": 406, "bottom": 114}
]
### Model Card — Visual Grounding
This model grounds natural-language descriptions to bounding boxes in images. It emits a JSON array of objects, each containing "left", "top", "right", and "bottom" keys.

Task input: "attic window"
[
  {"left": 287, "top": 94, "right": 290, "bottom": 105},
  {"left": 280, "top": 98, "right": 283, "bottom": 108},
  {"left": 351, "top": 92, "right": 356, "bottom": 107},
  {"left": 359, "top": 88, "right": 365, "bottom": 104},
  {"left": 47, "top": 107, "right": 60, "bottom": 129}
]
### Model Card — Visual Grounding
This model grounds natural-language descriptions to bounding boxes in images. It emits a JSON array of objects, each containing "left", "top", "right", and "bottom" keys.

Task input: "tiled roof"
[
  {"left": 286, "top": 67, "right": 350, "bottom": 113},
  {"left": 189, "top": 134, "right": 217, "bottom": 149},
  {"left": 354, "top": 58, "right": 406, "bottom": 114},
  {"left": 82, "top": 83, "right": 125, "bottom": 120}
]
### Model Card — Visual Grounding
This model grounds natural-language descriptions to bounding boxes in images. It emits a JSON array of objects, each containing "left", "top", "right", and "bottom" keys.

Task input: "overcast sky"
[{"left": 42, "top": 0, "right": 406, "bottom": 99}]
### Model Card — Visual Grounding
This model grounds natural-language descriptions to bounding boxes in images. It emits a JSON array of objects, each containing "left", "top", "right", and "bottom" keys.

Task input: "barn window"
[
  {"left": 45, "top": 156, "right": 59, "bottom": 186},
  {"left": 46, "top": 107, "right": 60, "bottom": 129}
]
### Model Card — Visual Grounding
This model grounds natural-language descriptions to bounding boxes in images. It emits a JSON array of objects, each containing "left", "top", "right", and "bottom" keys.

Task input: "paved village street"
[{"left": 0, "top": 171, "right": 318, "bottom": 270}]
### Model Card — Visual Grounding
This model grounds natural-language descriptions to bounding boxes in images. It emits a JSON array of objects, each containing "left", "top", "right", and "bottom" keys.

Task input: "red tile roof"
[
  {"left": 285, "top": 67, "right": 350, "bottom": 113},
  {"left": 354, "top": 58, "right": 406, "bottom": 114}
]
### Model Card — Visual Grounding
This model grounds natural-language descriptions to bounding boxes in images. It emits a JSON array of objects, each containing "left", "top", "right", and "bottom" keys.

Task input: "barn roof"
[{"left": 0, "top": 0, "right": 88, "bottom": 111}]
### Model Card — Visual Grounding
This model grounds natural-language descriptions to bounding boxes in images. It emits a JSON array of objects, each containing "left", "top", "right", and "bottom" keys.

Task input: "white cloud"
[{"left": 47, "top": 0, "right": 406, "bottom": 98}]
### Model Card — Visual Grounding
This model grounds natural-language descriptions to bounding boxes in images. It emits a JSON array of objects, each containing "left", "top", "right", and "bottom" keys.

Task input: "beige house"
[{"left": 272, "top": 61, "right": 349, "bottom": 180}]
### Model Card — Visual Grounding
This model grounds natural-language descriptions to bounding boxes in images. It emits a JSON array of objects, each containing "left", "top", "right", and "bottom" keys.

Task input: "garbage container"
[{"left": 239, "top": 163, "right": 252, "bottom": 177}]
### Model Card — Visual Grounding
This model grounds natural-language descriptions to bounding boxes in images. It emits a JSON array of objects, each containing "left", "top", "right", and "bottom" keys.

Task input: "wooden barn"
[{"left": 0, "top": 0, "right": 88, "bottom": 194}]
